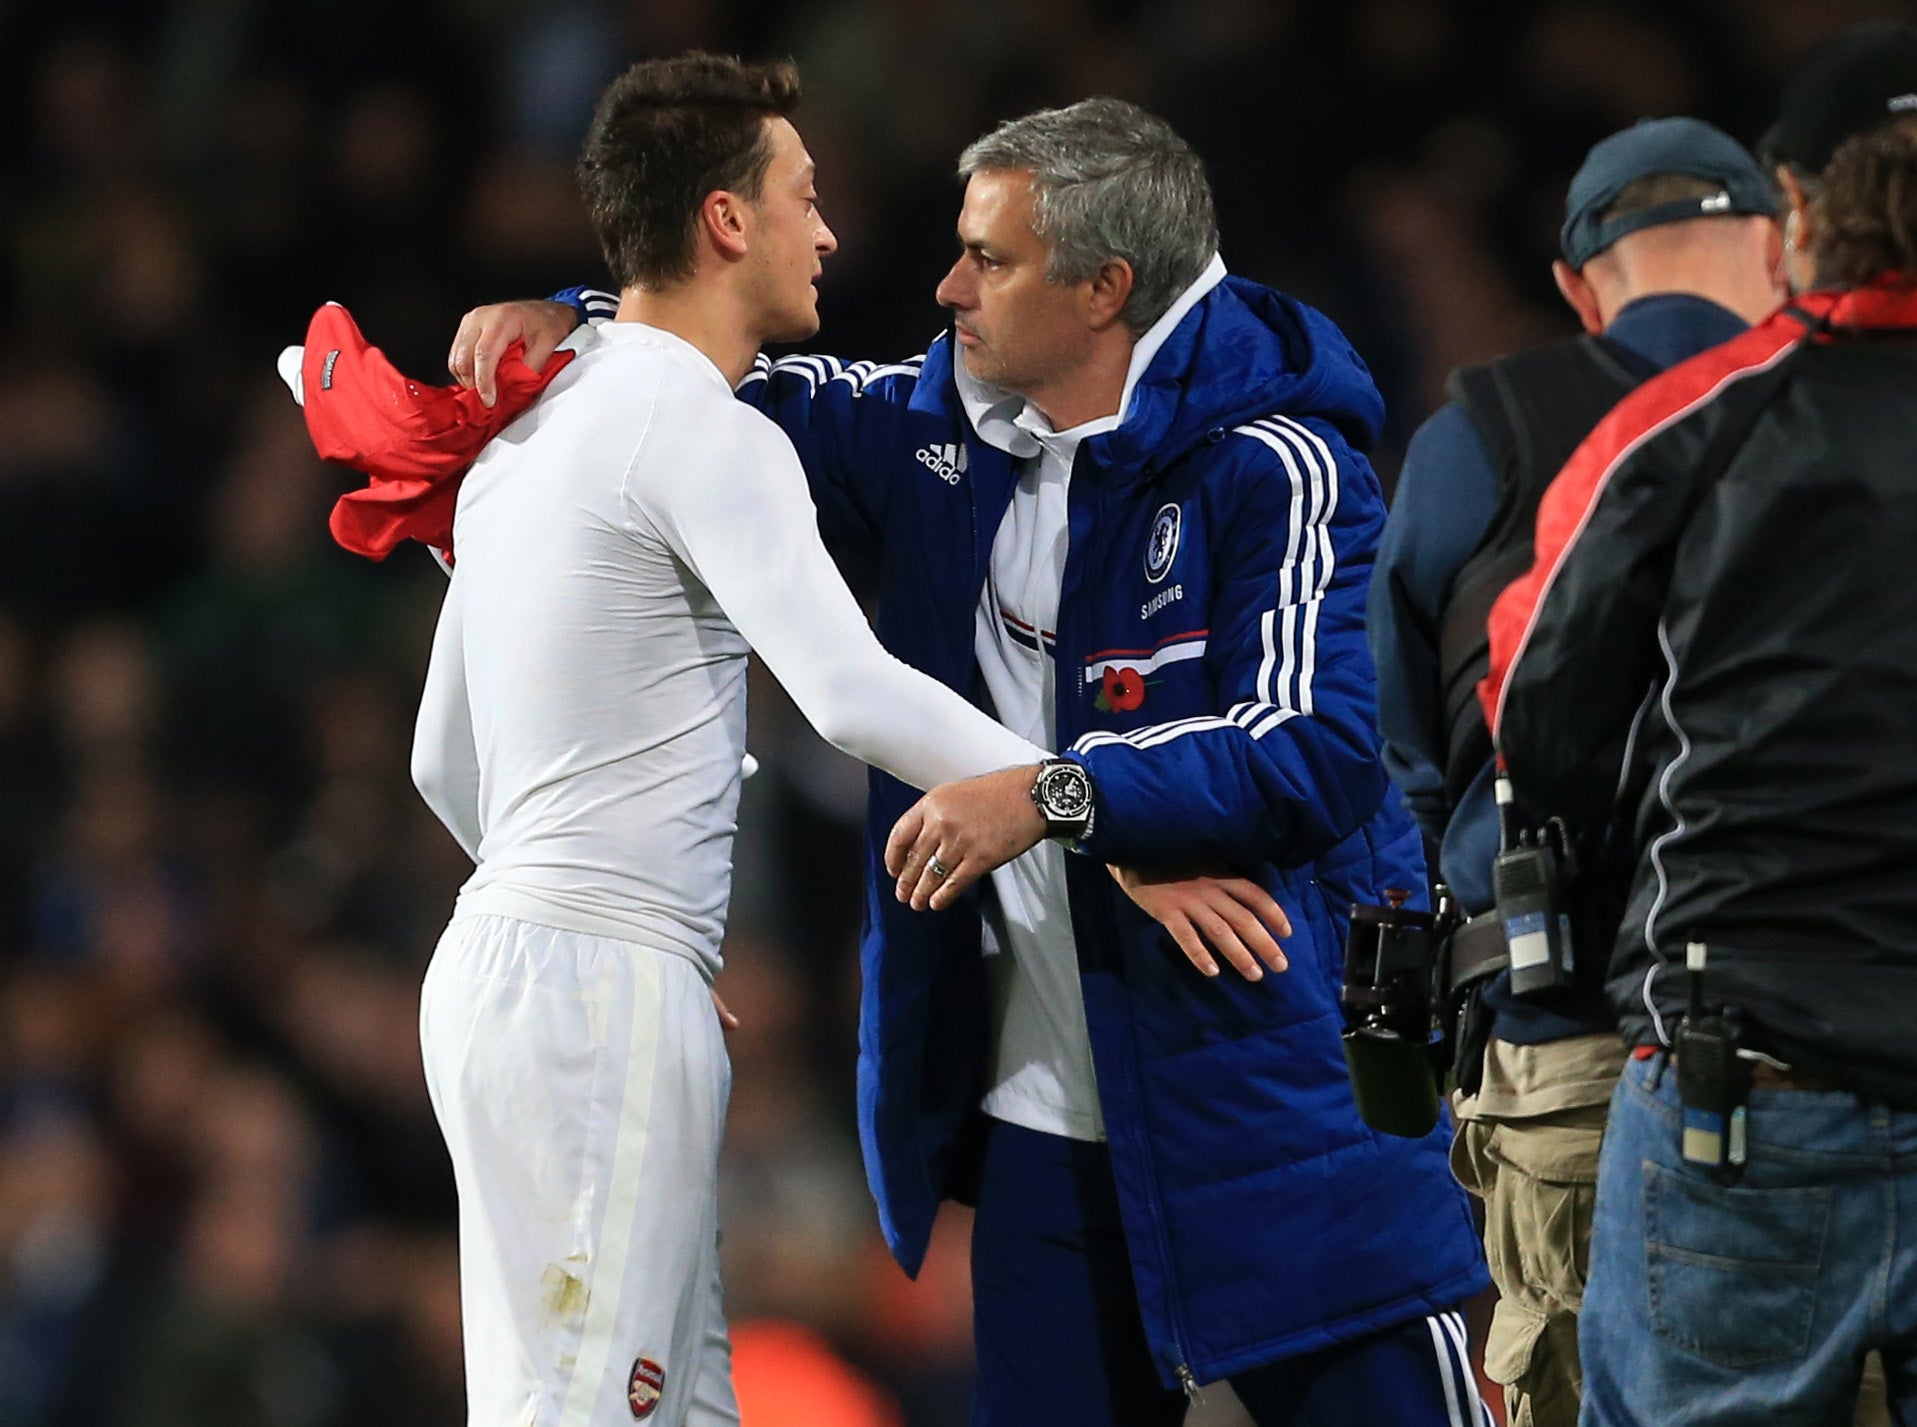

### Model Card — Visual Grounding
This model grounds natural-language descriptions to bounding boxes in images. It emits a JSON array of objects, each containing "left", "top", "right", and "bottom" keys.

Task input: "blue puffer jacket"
[{"left": 567, "top": 276, "right": 1487, "bottom": 1389}]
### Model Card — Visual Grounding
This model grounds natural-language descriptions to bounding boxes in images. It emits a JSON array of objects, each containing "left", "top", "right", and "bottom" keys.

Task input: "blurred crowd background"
[{"left": 0, "top": 1, "right": 1909, "bottom": 1423}]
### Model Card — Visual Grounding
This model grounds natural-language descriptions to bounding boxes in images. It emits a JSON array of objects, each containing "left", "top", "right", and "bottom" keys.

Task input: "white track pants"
[{"left": 419, "top": 914, "right": 738, "bottom": 1427}]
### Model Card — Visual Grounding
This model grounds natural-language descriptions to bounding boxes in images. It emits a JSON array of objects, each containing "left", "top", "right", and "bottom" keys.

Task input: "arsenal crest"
[{"left": 628, "top": 1357, "right": 665, "bottom": 1419}]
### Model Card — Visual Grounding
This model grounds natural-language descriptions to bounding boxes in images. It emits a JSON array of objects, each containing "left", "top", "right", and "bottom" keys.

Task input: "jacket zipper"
[
  {"left": 966, "top": 442, "right": 981, "bottom": 619},
  {"left": 1177, "top": 1364, "right": 1202, "bottom": 1405},
  {"left": 1058, "top": 457, "right": 1204, "bottom": 1396}
]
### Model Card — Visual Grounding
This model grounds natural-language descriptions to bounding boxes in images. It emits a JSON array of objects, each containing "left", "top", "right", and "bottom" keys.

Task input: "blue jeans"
[{"left": 1580, "top": 1053, "right": 1917, "bottom": 1426}]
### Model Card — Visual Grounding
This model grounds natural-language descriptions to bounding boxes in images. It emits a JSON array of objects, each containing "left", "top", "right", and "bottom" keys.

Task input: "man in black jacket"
[
  {"left": 1368, "top": 118, "right": 1782, "bottom": 1427},
  {"left": 1484, "top": 22, "right": 1917, "bottom": 1425}
]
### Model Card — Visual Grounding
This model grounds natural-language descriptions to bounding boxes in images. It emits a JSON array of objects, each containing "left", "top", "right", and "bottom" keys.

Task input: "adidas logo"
[
  {"left": 1700, "top": 191, "right": 1731, "bottom": 213},
  {"left": 915, "top": 442, "right": 967, "bottom": 485}
]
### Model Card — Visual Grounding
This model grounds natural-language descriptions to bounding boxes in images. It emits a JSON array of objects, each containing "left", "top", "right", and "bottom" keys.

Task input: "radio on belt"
[
  {"left": 1492, "top": 776, "right": 1576, "bottom": 996},
  {"left": 1676, "top": 940, "right": 1750, "bottom": 1172}
]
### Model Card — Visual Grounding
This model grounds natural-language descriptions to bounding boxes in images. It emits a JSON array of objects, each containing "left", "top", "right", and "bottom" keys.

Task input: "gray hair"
[{"left": 958, "top": 98, "right": 1219, "bottom": 333}]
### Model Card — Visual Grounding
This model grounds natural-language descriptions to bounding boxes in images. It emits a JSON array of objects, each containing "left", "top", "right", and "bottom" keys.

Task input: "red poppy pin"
[{"left": 1097, "top": 666, "right": 1147, "bottom": 713}]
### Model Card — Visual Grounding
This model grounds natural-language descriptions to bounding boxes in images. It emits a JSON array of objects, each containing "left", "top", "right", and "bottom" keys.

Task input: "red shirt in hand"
[{"left": 297, "top": 302, "right": 570, "bottom": 561}]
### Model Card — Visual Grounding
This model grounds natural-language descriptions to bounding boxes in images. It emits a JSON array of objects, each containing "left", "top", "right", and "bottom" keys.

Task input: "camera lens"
[{"left": 1342, "top": 1024, "right": 1442, "bottom": 1138}]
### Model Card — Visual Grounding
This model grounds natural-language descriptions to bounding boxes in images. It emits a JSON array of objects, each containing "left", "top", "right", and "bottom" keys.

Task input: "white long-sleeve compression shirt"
[{"left": 409, "top": 321, "right": 1044, "bottom": 977}]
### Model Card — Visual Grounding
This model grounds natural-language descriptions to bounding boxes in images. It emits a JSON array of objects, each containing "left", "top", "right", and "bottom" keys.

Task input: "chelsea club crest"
[{"left": 1145, "top": 503, "right": 1181, "bottom": 584}]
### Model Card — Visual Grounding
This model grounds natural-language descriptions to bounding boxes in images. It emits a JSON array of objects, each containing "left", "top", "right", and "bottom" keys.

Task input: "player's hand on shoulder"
[
  {"left": 885, "top": 764, "right": 1047, "bottom": 912},
  {"left": 448, "top": 300, "right": 581, "bottom": 409},
  {"left": 1108, "top": 865, "right": 1291, "bottom": 981}
]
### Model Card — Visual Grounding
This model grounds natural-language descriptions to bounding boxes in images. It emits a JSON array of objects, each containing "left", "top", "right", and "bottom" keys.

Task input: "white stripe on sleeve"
[
  {"left": 1235, "top": 415, "right": 1340, "bottom": 719},
  {"left": 1061, "top": 417, "right": 1341, "bottom": 761},
  {"left": 1264, "top": 415, "right": 1341, "bottom": 715},
  {"left": 836, "top": 358, "right": 924, "bottom": 393}
]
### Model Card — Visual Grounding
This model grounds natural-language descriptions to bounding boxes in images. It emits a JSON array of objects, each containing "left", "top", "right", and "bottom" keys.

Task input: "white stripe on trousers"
[
  {"left": 557, "top": 951, "right": 665, "bottom": 1426},
  {"left": 1425, "top": 1311, "right": 1489, "bottom": 1427}
]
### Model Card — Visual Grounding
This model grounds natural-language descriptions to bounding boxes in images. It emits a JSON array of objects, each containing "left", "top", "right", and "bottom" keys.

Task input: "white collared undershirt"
[{"left": 969, "top": 255, "right": 1229, "bottom": 1142}]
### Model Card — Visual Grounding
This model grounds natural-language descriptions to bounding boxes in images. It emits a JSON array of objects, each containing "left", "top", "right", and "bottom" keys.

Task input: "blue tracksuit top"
[{"left": 562, "top": 278, "right": 1488, "bottom": 1388}]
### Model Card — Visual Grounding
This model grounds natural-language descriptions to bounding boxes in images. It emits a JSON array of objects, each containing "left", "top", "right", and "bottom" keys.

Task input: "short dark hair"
[
  {"left": 577, "top": 53, "right": 801, "bottom": 289},
  {"left": 1815, "top": 114, "right": 1917, "bottom": 287},
  {"left": 1600, "top": 172, "right": 1729, "bottom": 227}
]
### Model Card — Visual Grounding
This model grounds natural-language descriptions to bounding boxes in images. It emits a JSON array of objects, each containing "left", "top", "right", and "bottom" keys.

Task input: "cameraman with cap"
[
  {"left": 1369, "top": 116, "right": 1783, "bottom": 1427},
  {"left": 1484, "top": 21, "right": 1917, "bottom": 1425}
]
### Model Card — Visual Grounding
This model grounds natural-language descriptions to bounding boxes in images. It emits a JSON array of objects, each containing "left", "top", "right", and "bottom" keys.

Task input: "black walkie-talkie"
[
  {"left": 1492, "top": 777, "right": 1575, "bottom": 996},
  {"left": 1675, "top": 941, "right": 1749, "bottom": 1172}
]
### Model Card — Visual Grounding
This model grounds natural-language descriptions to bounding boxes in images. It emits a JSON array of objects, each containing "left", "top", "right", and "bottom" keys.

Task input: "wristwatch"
[{"left": 1031, "top": 758, "right": 1096, "bottom": 843}]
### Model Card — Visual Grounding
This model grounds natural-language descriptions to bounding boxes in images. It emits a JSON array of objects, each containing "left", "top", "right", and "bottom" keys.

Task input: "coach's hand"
[
  {"left": 886, "top": 765, "right": 1046, "bottom": 912},
  {"left": 448, "top": 300, "right": 581, "bottom": 408},
  {"left": 1110, "top": 866, "right": 1290, "bottom": 981}
]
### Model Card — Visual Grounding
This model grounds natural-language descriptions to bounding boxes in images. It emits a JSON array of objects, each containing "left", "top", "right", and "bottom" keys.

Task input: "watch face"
[{"left": 1039, "top": 765, "right": 1091, "bottom": 819}]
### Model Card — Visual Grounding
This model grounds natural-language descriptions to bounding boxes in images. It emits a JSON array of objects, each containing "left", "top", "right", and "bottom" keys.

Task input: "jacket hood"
[{"left": 932, "top": 269, "right": 1385, "bottom": 477}]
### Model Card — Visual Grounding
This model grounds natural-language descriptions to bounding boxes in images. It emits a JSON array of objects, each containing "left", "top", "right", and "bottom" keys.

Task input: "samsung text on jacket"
[{"left": 1141, "top": 584, "right": 1183, "bottom": 620}]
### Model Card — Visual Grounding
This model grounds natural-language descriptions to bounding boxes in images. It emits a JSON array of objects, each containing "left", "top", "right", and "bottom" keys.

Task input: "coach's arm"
[
  {"left": 1064, "top": 422, "right": 1392, "bottom": 871},
  {"left": 449, "top": 287, "right": 917, "bottom": 579}
]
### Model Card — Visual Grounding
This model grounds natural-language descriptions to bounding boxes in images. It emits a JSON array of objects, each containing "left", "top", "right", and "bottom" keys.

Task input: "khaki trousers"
[{"left": 1452, "top": 1095, "right": 1604, "bottom": 1427}]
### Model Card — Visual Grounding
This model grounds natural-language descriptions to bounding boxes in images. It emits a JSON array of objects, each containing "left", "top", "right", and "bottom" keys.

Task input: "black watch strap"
[{"left": 1031, "top": 758, "right": 1095, "bottom": 842}]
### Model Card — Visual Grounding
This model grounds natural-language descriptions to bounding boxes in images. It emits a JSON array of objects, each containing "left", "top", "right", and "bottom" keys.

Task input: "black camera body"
[
  {"left": 1338, "top": 894, "right": 1453, "bottom": 1139},
  {"left": 1339, "top": 783, "right": 1621, "bottom": 1137}
]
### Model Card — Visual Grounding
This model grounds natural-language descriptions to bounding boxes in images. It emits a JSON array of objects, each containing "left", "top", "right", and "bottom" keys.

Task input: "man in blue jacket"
[{"left": 455, "top": 95, "right": 1484, "bottom": 1426}]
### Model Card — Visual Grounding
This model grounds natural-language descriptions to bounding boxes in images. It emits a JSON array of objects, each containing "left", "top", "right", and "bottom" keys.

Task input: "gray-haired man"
[{"left": 449, "top": 95, "right": 1486, "bottom": 1426}]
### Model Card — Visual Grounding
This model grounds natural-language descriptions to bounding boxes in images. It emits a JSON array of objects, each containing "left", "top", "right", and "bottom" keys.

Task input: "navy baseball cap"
[
  {"left": 1560, "top": 117, "right": 1778, "bottom": 270},
  {"left": 1760, "top": 21, "right": 1917, "bottom": 175}
]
